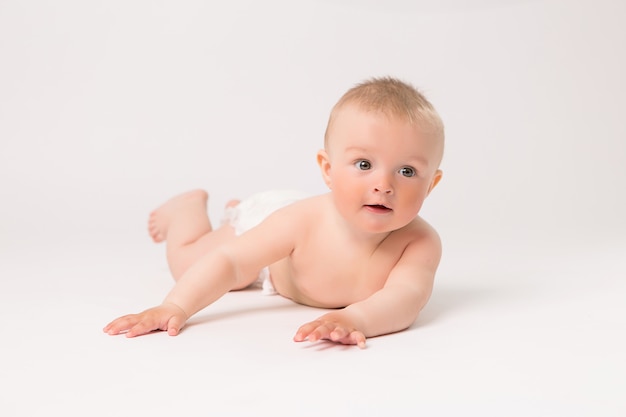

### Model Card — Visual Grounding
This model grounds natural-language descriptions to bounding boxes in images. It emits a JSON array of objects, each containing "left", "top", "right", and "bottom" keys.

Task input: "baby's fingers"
[
  {"left": 294, "top": 321, "right": 337, "bottom": 343},
  {"left": 349, "top": 331, "right": 367, "bottom": 349},
  {"left": 328, "top": 327, "right": 366, "bottom": 349},
  {"left": 104, "top": 304, "right": 186, "bottom": 338},
  {"left": 293, "top": 320, "right": 367, "bottom": 349},
  {"left": 166, "top": 315, "right": 185, "bottom": 336},
  {"left": 293, "top": 320, "right": 323, "bottom": 342},
  {"left": 125, "top": 317, "right": 161, "bottom": 338},
  {"left": 103, "top": 315, "right": 141, "bottom": 336}
]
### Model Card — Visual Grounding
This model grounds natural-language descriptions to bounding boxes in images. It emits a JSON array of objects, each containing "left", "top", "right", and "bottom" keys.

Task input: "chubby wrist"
[
  {"left": 330, "top": 306, "right": 368, "bottom": 335},
  {"left": 162, "top": 301, "right": 190, "bottom": 320}
]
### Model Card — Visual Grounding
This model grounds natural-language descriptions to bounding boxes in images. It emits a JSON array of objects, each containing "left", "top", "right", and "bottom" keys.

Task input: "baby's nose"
[{"left": 373, "top": 175, "right": 393, "bottom": 194}]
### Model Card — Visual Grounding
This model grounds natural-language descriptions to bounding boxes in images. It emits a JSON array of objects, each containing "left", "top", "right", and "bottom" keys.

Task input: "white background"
[{"left": 1, "top": 1, "right": 625, "bottom": 416}]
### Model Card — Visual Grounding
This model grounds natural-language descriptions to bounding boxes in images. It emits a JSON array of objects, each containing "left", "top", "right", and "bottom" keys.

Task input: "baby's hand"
[
  {"left": 293, "top": 312, "right": 366, "bottom": 349},
  {"left": 103, "top": 303, "right": 188, "bottom": 338}
]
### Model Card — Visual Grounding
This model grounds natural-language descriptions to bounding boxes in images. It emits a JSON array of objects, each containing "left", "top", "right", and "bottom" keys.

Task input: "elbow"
[{"left": 216, "top": 247, "right": 255, "bottom": 290}]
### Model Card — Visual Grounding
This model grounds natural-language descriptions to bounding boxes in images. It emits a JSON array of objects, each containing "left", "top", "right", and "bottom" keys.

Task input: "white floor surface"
[{"left": 1, "top": 235, "right": 624, "bottom": 417}]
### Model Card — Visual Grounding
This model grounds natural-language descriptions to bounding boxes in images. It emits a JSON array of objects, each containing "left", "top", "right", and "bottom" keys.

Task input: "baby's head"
[
  {"left": 324, "top": 76, "right": 444, "bottom": 166},
  {"left": 318, "top": 77, "right": 445, "bottom": 233}
]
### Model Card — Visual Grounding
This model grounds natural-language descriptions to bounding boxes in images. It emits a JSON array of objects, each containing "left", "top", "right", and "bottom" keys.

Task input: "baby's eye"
[
  {"left": 355, "top": 160, "right": 371, "bottom": 170},
  {"left": 399, "top": 167, "right": 416, "bottom": 177}
]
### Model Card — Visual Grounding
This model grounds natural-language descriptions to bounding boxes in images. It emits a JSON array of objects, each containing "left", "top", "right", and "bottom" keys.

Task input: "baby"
[{"left": 104, "top": 76, "right": 444, "bottom": 348}]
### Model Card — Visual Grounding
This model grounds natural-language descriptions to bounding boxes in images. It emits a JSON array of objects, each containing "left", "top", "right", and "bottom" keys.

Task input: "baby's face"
[{"left": 319, "top": 104, "right": 442, "bottom": 234}]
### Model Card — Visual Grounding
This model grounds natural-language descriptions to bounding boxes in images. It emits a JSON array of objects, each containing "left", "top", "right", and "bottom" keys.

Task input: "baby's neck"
[{"left": 329, "top": 208, "right": 393, "bottom": 249}]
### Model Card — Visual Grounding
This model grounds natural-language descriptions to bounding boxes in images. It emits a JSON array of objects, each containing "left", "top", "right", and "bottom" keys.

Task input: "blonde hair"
[{"left": 324, "top": 76, "right": 444, "bottom": 150}]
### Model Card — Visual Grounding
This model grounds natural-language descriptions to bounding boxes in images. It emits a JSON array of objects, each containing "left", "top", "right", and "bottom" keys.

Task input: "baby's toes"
[{"left": 148, "top": 223, "right": 163, "bottom": 243}]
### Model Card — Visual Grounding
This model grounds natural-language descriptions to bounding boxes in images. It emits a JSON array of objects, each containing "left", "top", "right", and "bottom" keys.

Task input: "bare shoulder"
[
  {"left": 398, "top": 216, "right": 441, "bottom": 247},
  {"left": 390, "top": 217, "right": 442, "bottom": 270},
  {"left": 246, "top": 194, "right": 328, "bottom": 243},
  {"left": 263, "top": 193, "right": 328, "bottom": 224}
]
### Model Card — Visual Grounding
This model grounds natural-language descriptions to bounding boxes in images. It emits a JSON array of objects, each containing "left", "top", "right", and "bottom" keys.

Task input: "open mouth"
[{"left": 365, "top": 204, "right": 392, "bottom": 213}]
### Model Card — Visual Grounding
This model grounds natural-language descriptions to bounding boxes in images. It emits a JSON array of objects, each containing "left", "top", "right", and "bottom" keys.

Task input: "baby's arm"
[
  {"left": 103, "top": 248, "right": 250, "bottom": 337},
  {"left": 104, "top": 208, "right": 299, "bottom": 337},
  {"left": 294, "top": 231, "right": 441, "bottom": 348}
]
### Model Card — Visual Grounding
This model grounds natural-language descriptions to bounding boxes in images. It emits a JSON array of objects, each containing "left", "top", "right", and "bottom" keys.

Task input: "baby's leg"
[{"left": 148, "top": 190, "right": 238, "bottom": 281}]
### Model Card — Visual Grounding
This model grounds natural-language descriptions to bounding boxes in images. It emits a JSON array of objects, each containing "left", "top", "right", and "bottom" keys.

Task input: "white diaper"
[{"left": 221, "top": 189, "right": 310, "bottom": 295}]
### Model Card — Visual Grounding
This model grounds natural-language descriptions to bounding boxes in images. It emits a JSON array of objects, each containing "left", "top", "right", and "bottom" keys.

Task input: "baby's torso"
[{"left": 268, "top": 197, "right": 424, "bottom": 308}]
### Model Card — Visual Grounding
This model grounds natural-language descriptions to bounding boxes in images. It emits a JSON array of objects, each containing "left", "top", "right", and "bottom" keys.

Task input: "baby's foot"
[
  {"left": 220, "top": 198, "right": 241, "bottom": 228},
  {"left": 225, "top": 199, "right": 240, "bottom": 209},
  {"left": 148, "top": 190, "right": 209, "bottom": 243}
]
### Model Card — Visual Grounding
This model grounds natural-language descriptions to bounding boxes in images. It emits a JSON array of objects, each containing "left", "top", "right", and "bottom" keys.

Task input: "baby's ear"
[
  {"left": 427, "top": 169, "right": 443, "bottom": 195},
  {"left": 317, "top": 149, "right": 332, "bottom": 189}
]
